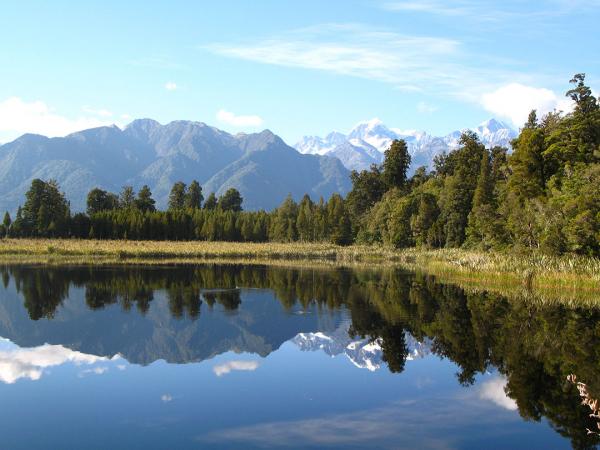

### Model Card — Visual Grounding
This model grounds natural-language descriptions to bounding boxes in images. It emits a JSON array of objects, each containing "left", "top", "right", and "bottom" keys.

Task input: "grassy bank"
[{"left": 1, "top": 239, "right": 599, "bottom": 305}]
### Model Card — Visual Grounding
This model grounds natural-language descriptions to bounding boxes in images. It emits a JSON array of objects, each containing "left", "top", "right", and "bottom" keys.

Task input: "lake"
[{"left": 0, "top": 264, "right": 597, "bottom": 449}]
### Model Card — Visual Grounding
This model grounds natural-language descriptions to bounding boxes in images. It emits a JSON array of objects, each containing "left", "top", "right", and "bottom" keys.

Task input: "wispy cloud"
[
  {"left": 382, "top": 0, "right": 600, "bottom": 22},
  {"left": 199, "top": 395, "right": 518, "bottom": 448},
  {"left": 213, "top": 360, "right": 259, "bottom": 377},
  {"left": 161, "top": 394, "right": 173, "bottom": 402},
  {"left": 203, "top": 23, "right": 526, "bottom": 100},
  {"left": 383, "top": 1, "right": 475, "bottom": 17},
  {"left": 216, "top": 109, "right": 263, "bottom": 127},
  {"left": 165, "top": 82, "right": 178, "bottom": 91}
]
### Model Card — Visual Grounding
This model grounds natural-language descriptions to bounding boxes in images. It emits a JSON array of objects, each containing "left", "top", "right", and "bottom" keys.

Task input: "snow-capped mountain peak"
[
  {"left": 291, "top": 322, "right": 431, "bottom": 372},
  {"left": 294, "top": 118, "right": 517, "bottom": 173}
]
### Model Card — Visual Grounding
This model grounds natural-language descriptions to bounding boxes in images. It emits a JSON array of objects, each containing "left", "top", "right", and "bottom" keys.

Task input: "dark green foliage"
[
  {"left": 218, "top": 188, "right": 243, "bottom": 212},
  {"left": 14, "top": 179, "right": 70, "bottom": 237},
  {"left": 203, "top": 193, "right": 217, "bottom": 210},
  {"left": 346, "top": 164, "right": 386, "bottom": 221},
  {"left": 87, "top": 188, "right": 119, "bottom": 215},
  {"left": 0, "top": 212, "right": 10, "bottom": 237},
  {"left": 354, "top": 75, "right": 600, "bottom": 255},
  {"left": 168, "top": 182, "right": 187, "bottom": 210},
  {"left": 136, "top": 185, "right": 156, "bottom": 213},
  {"left": 382, "top": 139, "right": 411, "bottom": 190},
  {"left": 185, "top": 180, "right": 203, "bottom": 210}
]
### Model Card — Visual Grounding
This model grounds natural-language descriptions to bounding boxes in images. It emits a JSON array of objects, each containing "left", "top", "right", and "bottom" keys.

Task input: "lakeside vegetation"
[{"left": 2, "top": 238, "right": 600, "bottom": 305}]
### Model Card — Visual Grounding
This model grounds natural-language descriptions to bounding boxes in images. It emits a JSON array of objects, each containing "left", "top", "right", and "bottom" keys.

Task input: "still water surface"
[{"left": 0, "top": 264, "right": 598, "bottom": 449}]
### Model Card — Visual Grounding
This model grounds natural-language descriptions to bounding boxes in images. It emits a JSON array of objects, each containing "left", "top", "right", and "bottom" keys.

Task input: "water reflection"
[{"left": 0, "top": 264, "right": 598, "bottom": 449}]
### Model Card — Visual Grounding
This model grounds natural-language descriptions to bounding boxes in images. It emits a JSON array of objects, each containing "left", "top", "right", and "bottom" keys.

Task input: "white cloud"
[
  {"left": 213, "top": 360, "right": 259, "bottom": 377},
  {"left": 165, "top": 82, "right": 178, "bottom": 91},
  {"left": 0, "top": 97, "right": 117, "bottom": 141},
  {"left": 216, "top": 109, "right": 264, "bottom": 127},
  {"left": 161, "top": 394, "right": 173, "bottom": 402},
  {"left": 0, "top": 338, "right": 109, "bottom": 384},
  {"left": 417, "top": 101, "right": 438, "bottom": 114},
  {"left": 479, "top": 376, "right": 518, "bottom": 411},
  {"left": 481, "top": 83, "right": 573, "bottom": 127}
]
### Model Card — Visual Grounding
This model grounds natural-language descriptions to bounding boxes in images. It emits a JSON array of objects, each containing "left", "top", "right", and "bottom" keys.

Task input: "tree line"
[
  {"left": 0, "top": 176, "right": 352, "bottom": 243},
  {"left": 1, "top": 74, "right": 598, "bottom": 254}
]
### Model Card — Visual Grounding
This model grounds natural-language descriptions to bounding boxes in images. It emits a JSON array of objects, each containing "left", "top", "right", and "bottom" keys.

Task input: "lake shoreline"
[{"left": 1, "top": 238, "right": 599, "bottom": 305}]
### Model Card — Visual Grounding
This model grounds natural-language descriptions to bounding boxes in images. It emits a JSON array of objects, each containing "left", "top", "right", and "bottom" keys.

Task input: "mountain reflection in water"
[{"left": 0, "top": 264, "right": 598, "bottom": 450}]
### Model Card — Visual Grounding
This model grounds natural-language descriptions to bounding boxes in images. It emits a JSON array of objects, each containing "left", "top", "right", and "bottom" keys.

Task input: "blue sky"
[{"left": 0, "top": 0, "right": 598, "bottom": 144}]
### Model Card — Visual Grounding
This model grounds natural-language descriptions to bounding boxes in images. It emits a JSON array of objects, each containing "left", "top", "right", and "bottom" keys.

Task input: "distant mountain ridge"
[
  {"left": 0, "top": 120, "right": 351, "bottom": 213},
  {"left": 295, "top": 118, "right": 517, "bottom": 172}
]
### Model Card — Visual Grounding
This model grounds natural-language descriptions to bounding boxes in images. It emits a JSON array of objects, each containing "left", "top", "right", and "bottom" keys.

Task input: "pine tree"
[
  {"left": 136, "top": 185, "right": 156, "bottom": 213},
  {"left": 168, "top": 182, "right": 187, "bottom": 210},
  {"left": 185, "top": 180, "right": 203, "bottom": 209},
  {"left": 296, "top": 194, "right": 314, "bottom": 241},
  {"left": 1, "top": 212, "right": 11, "bottom": 238},
  {"left": 218, "top": 188, "right": 243, "bottom": 212},
  {"left": 203, "top": 193, "right": 217, "bottom": 210}
]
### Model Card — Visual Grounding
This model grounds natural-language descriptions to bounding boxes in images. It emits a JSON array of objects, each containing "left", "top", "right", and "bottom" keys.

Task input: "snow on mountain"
[
  {"left": 291, "top": 321, "right": 430, "bottom": 371},
  {"left": 295, "top": 131, "right": 346, "bottom": 155},
  {"left": 294, "top": 118, "right": 517, "bottom": 173}
]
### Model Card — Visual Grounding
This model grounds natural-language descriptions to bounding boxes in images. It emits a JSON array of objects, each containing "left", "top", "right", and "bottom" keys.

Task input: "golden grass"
[{"left": 1, "top": 239, "right": 600, "bottom": 305}]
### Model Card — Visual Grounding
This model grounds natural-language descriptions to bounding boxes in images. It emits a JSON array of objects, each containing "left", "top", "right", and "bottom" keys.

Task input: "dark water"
[{"left": 0, "top": 264, "right": 598, "bottom": 450}]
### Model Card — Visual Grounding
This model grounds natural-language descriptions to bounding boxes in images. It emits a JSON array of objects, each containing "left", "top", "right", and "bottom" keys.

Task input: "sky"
[{"left": 0, "top": 0, "right": 598, "bottom": 144}]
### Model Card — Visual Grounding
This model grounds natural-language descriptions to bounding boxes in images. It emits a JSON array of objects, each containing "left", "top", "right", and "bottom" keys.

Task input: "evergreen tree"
[
  {"left": 439, "top": 132, "right": 484, "bottom": 247},
  {"left": 0, "top": 212, "right": 11, "bottom": 237},
  {"left": 347, "top": 165, "right": 386, "bottom": 220},
  {"left": 296, "top": 194, "right": 314, "bottom": 241},
  {"left": 271, "top": 195, "right": 298, "bottom": 241},
  {"left": 203, "top": 193, "right": 217, "bottom": 210},
  {"left": 185, "top": 180, "right": 203, "bottom": 209},
  {"left": 327, "top": 194, "right": 352, "bottom": 245},
  {"left": 168, "top": 182, "right": 187, "bottom": 210},
  {"left": 136, "top": 185, "right": 156, "bottom": 213},
  {"left": 382, "top": 139, "right": 411, "bottom": 190},
  {"left": 218, "top": 188, "right": 243, "bottom": 212}
]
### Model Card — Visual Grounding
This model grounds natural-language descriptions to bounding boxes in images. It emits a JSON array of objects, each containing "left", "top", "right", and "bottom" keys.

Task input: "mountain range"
[
  {"left": 0, "top": 117, "right": 516, "bottom": 214},
  {"left": 0, "top": 119, "right": 351, "bottom": 213},
  {"left": 295, "top": 118, "right": 517, "bottom": 173}
]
